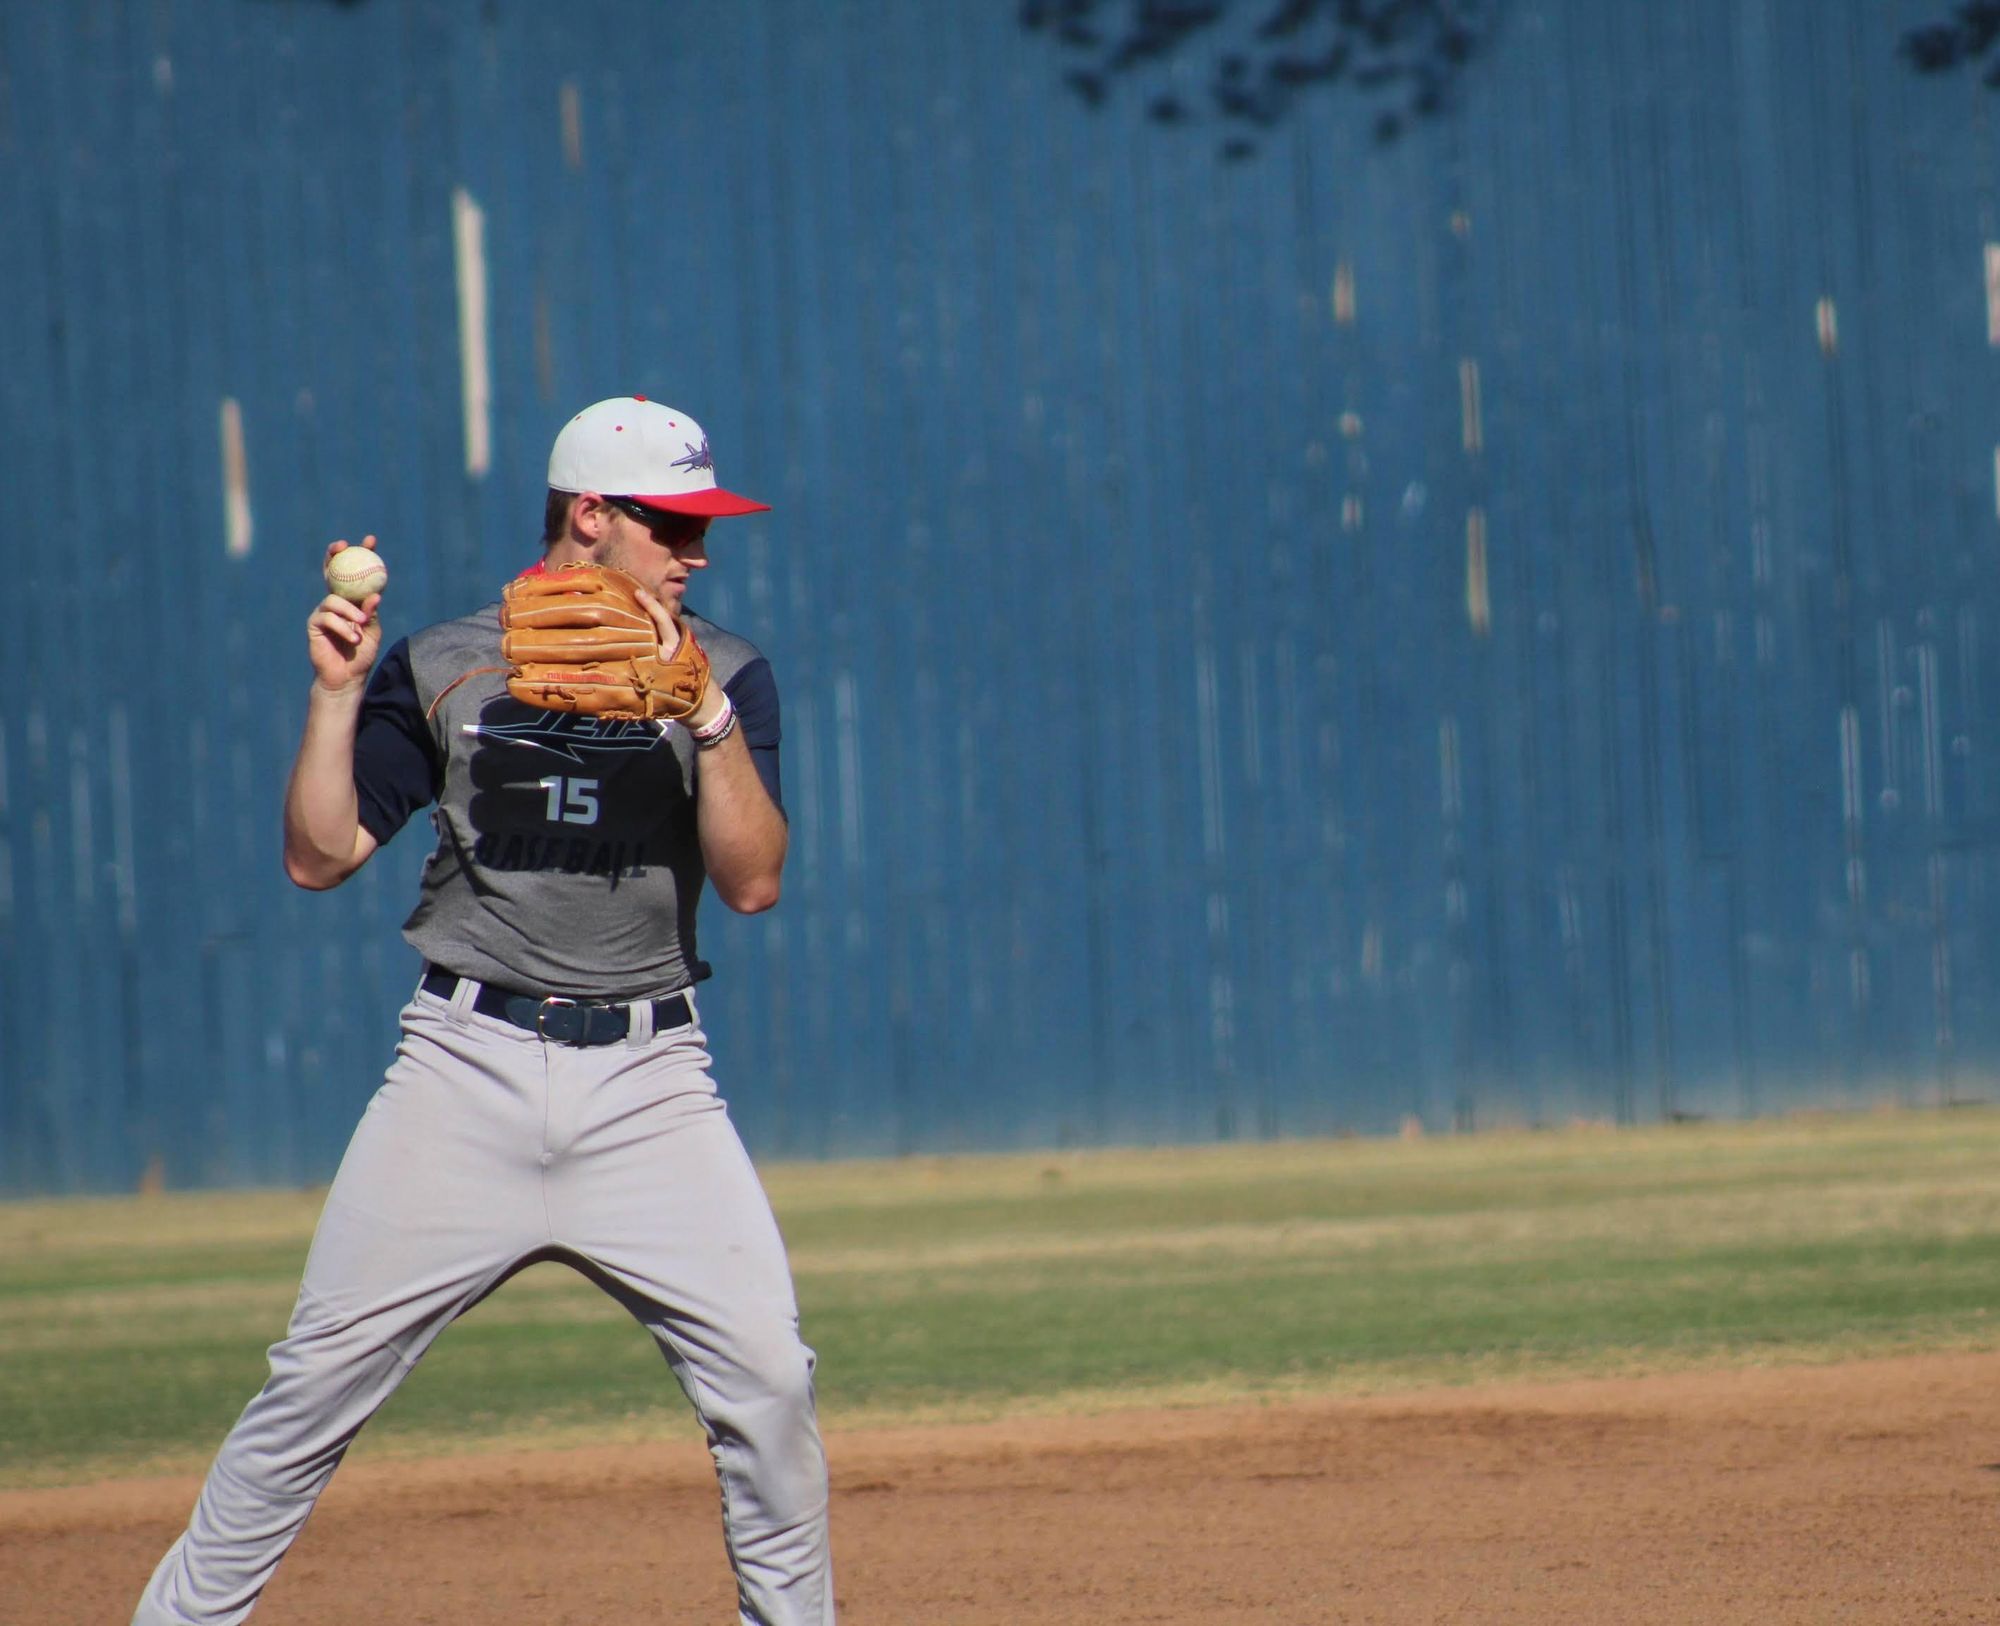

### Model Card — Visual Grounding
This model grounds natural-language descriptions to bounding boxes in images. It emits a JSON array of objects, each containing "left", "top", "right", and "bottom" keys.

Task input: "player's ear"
[{"left": 571, "top": 493, "right": 615, "bottom": 542}]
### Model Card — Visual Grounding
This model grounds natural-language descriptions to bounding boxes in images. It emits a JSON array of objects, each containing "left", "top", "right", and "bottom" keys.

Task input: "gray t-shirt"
[{"left": 352, "top": 601, "right": 782, "bottom": 1000}]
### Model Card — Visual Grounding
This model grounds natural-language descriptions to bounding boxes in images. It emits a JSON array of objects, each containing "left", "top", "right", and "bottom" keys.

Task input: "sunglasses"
[{"left": 604, "top": 496, "right": 709, "bottom": 545}]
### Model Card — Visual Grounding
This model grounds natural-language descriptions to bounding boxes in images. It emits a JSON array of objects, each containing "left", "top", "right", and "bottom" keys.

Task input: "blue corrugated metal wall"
[{"left": 5, "top": 0, "right": 2000, "bottom": 1193}]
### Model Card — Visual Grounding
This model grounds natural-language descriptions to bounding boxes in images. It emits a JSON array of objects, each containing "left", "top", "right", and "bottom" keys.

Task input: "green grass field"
[{"left": 3, "top": 1108, "right": 1998, "bottom": 1488}]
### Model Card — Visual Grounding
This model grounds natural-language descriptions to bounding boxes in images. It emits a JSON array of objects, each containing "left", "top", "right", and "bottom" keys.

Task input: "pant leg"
[
  {"left": 545, "top": 1004, "right": 835, "bottom": 1626},
  {"left": 134, "top": 994, "right": 551, "bottom": 1626}
]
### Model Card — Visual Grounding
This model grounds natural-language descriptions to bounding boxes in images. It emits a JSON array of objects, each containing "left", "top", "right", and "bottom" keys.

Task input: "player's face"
[{"left": 599, "top": 500, "right": 711, "bottom": 607}]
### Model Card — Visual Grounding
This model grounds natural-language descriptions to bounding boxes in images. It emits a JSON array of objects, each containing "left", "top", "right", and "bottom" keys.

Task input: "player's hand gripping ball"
[
  {"left": 500, "top": 563, "right": 712, "bottom": 722},
  {"left": 324, "top": 544, "right": 388, "bottom": 603}
]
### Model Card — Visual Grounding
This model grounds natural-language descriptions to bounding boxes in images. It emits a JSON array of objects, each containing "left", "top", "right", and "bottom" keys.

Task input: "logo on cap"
[{"left": 670, "top": 437, "right": 715, "bottom": 475}]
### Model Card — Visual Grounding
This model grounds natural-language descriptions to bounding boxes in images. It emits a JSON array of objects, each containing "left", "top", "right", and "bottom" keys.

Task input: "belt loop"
[
  {"left": 625, "top": 993, "right": 655, "bottom": 1048},
  {"left": 447, "top": 973, "right": 481, "bottom": 1020}
]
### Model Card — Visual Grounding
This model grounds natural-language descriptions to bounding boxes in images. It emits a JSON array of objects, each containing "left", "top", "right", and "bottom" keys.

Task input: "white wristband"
[{"left": 690, "top": 691, "right": 737, "bottom": 747}]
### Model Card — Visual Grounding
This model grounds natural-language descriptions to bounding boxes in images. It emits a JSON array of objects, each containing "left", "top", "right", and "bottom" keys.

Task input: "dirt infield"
[{"left": 6, "top": 1351, "right": 1997, "bottom": 1624}]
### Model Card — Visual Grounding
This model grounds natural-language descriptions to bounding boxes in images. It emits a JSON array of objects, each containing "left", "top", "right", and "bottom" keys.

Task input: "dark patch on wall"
[
  {"left": 1902, "top": 3, "right": 2000, "bottom": 84},
  {"left": 1019, "top": 0, "right": 1504, "bottom": 160}
]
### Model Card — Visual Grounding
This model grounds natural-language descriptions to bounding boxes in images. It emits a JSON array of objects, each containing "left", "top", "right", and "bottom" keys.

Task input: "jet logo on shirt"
[{"left": 461, "top": 712, "right": 670, "bottom": 765}]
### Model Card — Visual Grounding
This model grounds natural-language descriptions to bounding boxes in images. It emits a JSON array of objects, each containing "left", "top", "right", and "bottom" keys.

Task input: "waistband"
[{"left": 419, "top": 966, "right": 693, "bottom": 1047}]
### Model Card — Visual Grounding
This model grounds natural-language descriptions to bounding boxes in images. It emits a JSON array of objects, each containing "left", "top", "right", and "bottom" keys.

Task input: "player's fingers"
[
  {"left": 308, "top": 602, "right": 370, "bottom": 644},
  {"left": 314, "top": 593, "right": 370, "bottom": 622},
  {"left": 632, "top": 585, "right": 682, "bottom": 652}
]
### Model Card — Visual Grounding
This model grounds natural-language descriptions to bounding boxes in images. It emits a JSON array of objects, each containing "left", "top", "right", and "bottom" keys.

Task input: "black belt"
[{"left": 420, "top": 968, "right": 692, "bottom": 1047}]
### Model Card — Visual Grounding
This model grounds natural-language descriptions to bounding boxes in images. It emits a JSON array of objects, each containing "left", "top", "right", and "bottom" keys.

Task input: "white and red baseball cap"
[{"left": 547, "top": 396, "right": 770, "bottom": 517}]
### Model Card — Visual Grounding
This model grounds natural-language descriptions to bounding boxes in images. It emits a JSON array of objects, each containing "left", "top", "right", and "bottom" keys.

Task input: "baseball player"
[{"left": 133, "top": 397, "right": 834, "bottom": 1625}]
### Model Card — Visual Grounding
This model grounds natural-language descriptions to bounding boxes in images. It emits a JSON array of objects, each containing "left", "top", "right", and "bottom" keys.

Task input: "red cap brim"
[{"left": 627, "top": 489, "right": 771, "bottom": 517}]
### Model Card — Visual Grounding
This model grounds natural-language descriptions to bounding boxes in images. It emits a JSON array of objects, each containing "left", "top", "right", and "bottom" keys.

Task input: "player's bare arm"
[
  {"left": 689, "top": 715, "right": 789, "bottom": 912},
  {"left": 630, "top": 582, "right": 788, "bottom": 912},
  {"left": 283, "top": 537, "right": 384, "bottom": 890}
]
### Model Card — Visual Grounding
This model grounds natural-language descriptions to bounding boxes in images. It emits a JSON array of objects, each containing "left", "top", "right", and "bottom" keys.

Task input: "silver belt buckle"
[{"left": 536, "top": 996, "right": 581, "bottom": 1042}]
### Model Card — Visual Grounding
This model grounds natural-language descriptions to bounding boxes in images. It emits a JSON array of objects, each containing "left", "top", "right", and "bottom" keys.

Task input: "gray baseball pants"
[{"left": 134, "top": 977, "right": 834, "bottom": 1625}]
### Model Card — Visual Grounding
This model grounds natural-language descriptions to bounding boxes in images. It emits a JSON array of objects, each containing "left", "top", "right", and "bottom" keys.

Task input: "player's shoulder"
[
  {"left": 406, "top": 603, "right": 501, "bottom": 665},
  {"left": 684, "top": 610, "right": 770, "bottom": 689},
  {"left": 403, "top": 603, "right": 502, "bottom": 704}
]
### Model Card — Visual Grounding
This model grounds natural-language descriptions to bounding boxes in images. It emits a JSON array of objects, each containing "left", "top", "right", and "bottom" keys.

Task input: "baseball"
[{"left": 325, "top": 545, "right": 388, "bottom": 603}]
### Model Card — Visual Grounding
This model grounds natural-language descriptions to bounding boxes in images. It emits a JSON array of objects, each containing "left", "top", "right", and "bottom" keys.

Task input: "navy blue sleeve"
[
  {"left": 725, "top": 656, "right": 784, "bottom": 815},
  {"left": 353, "top": 638, "right": 443, "bottom": 844}
]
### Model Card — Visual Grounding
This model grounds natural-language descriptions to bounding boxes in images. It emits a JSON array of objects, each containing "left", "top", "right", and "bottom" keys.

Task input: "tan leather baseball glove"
[{"left": 500, "top": 563, "right": 711, "bottom": 721}]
